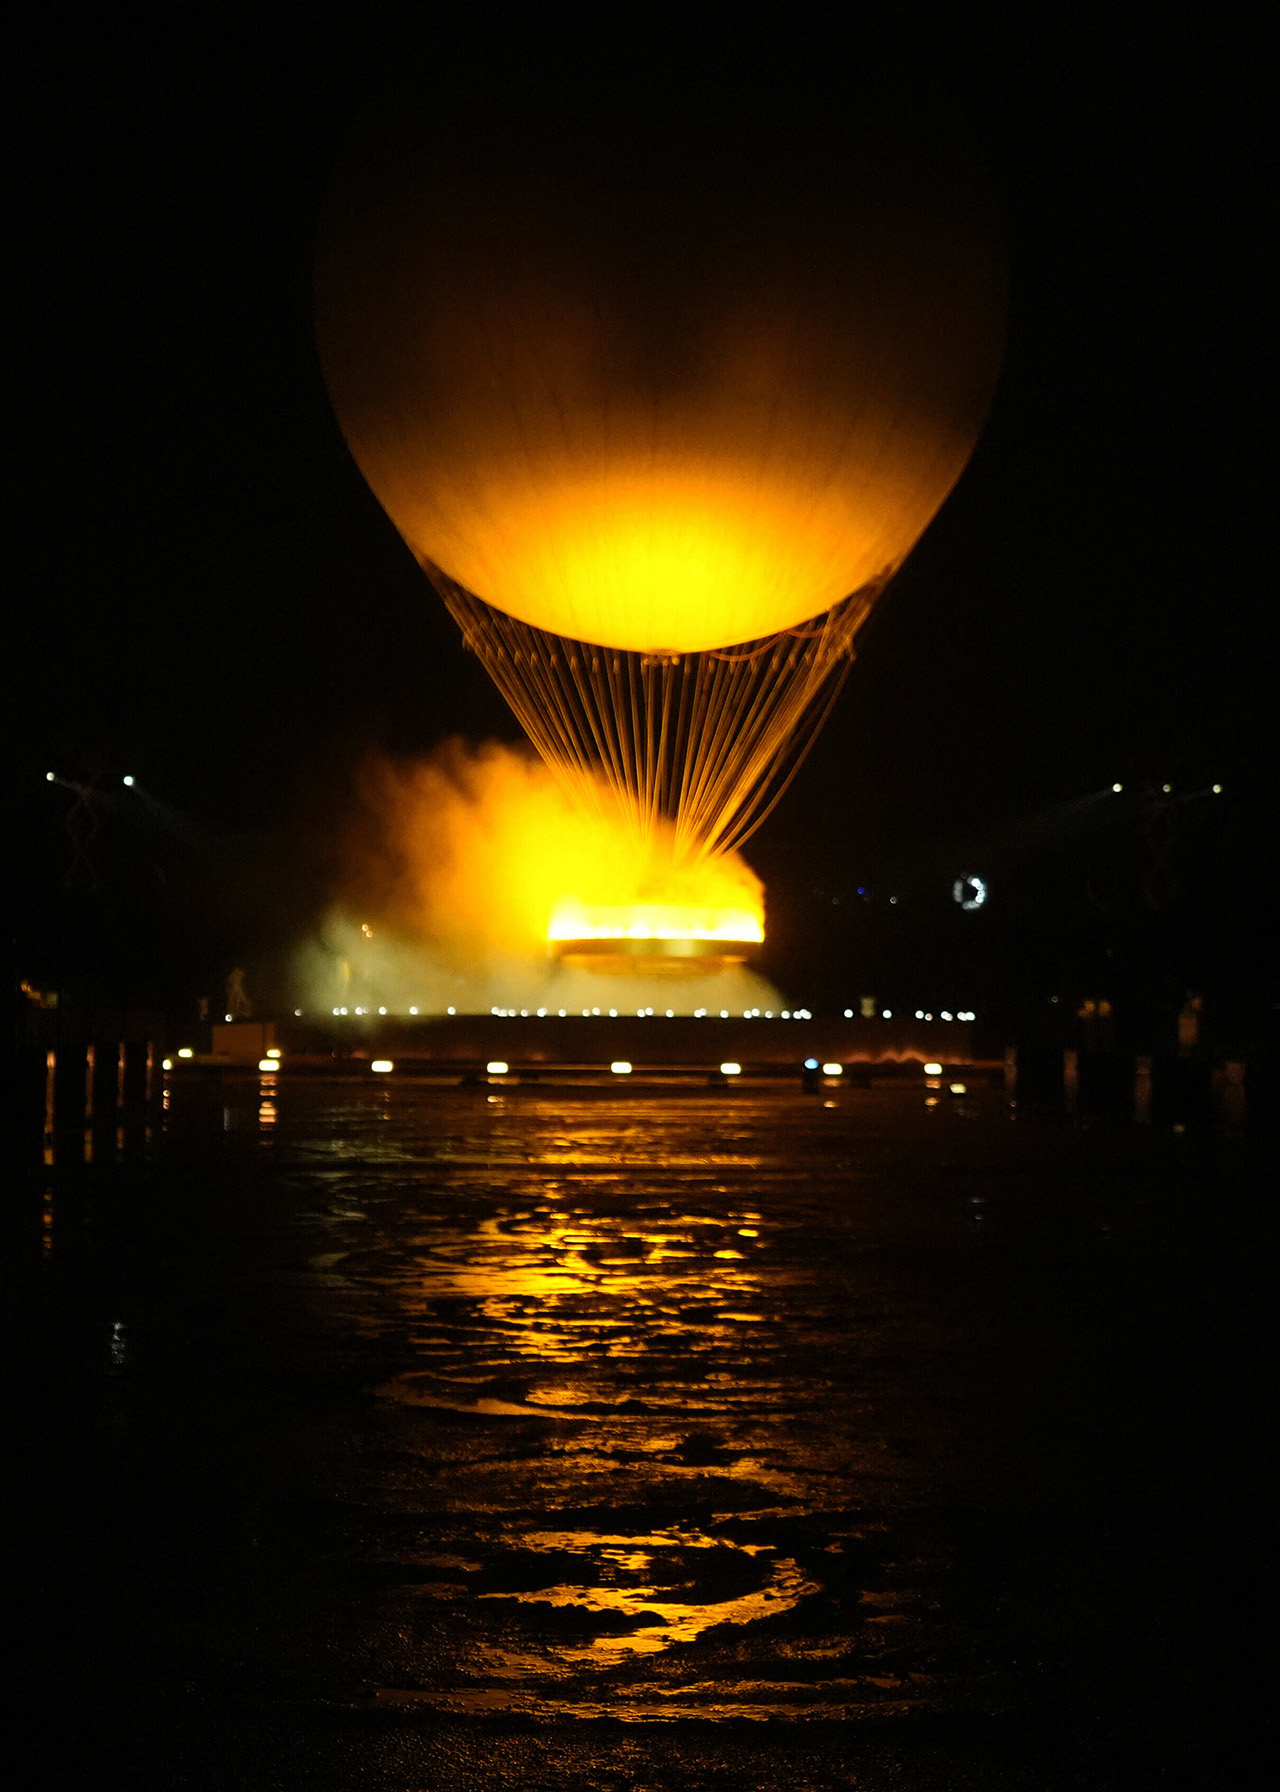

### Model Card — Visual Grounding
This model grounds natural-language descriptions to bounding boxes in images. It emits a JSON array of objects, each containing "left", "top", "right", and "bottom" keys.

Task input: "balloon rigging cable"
[{"left": 430, "top": 565, "right": 887, "bottom": 866}]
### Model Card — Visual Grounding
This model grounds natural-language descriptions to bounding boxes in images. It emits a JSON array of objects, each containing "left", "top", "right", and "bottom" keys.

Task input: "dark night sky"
[{"left": 13, "top": 11, "right": 1270, "bottom": 1035}]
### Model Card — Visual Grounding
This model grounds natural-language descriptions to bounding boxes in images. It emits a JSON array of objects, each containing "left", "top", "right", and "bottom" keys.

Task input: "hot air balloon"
[{"left": 315, "top": 73, "right": 1003, "bottom": 961}]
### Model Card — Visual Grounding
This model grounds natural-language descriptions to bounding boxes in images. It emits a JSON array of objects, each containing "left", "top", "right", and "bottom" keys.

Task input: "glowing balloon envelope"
[{"left": 316, "top": 106, "right": 1004, "bottom": 655}]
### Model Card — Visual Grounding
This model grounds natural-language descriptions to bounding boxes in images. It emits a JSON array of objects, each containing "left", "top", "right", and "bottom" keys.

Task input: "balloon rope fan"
[{"left": 427, "top": 565, "right": 882, "bottom": 863}]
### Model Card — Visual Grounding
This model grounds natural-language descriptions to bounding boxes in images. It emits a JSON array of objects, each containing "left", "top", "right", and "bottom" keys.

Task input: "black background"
[{"left": 12, "top": 10, "right": 1269, "bottom": 1047}]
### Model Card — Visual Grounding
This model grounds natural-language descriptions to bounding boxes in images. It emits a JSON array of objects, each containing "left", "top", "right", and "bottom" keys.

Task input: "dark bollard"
[
  {"left": 52, "top": 1041, "right": 90, "bottom": 1164},
  {"left": 1063, "top": 1048, "right": 1079, "bottom": 1117},
  {"left": 87, "top": 1040, "right": 121, "bottom": 1158},
  {"left": 1011, "top": 1044, "right": 1062, "bottom": 1106},
  {"left": 120, "top": 1038, "right": 152, "bottom": 1150},
  {"left": 12, "top": 1042, "right": 50, "bottom": 1169},
  {"left": 1213, "top": 1061, "right": 1246, "bottom": 1136},
  {"left": 121, "top": 1038, "right": 149, "bottom": 1108},
  {"left": 1133, "top": 1055, "right": 1153, "bottom": 1126},
  {"left": 1003, "top": 1047, "right": 1017, "bottom": 1103}
]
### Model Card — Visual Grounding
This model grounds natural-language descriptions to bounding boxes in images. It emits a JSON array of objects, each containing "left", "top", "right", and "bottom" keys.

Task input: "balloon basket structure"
[
  {"left": 548, "top": 900, "right": 762, "bottom": 976},
  {"left": 551, "top": 935, "right": 759, "bottom": 977}
]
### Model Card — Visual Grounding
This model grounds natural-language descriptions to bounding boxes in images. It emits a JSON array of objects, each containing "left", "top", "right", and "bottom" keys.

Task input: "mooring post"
[
  {"left": 1134, "top": 1054, "right": 1153, "bottom": 1126},
  {"left": 1063, "top": 1048, "right": 1079, "bottom": 1118},
  {"left": 53, "top": 1040, "right": 89, "bottom": 1164},
  {"left": 87, "top": 1038, "right": 121, "bottom": 1159},
  {"left": 119, "top": 1037, "right": 150, "bottom": 1150},
  {"left": 1215, "top": 1060, "right": 1246, "bottom": 1136}
]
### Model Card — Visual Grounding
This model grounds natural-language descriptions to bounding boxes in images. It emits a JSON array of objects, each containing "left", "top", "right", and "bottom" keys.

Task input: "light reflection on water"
[{"left": 182, "top": 1082, "right": 1022, "bottom": 1720}]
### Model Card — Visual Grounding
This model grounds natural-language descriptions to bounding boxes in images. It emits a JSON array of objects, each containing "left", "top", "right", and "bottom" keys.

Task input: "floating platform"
[
  {"left": 552, "top": 935, "right": 756, "bottom": 974},
  {"left": 196, "top": 1013, "right": 981, "bottom": 1074}
]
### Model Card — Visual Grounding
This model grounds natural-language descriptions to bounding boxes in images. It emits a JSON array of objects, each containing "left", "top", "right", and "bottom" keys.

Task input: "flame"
[
  {"left": 345, "top": 742, "right": 764, "bottom": 958},
  {"left": 291, "top": 742, "right": 788, "bottom": 1016},
  {"left": 548, "top": 902, "right": 763, "bottom": 944}
]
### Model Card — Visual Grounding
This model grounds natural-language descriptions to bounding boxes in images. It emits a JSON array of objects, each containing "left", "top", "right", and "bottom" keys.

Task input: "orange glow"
[
  {"left": 347, "top": 743, "right": 763, "bottom": 961},
  {"left": 548, "top": 900, "right": 762, "bottom": 946},
  {"left": 364, "top": 455, "right": 961, "bottom": 654},
  {"left": 317, "top": 124, "right": 1003, "bottom": 655}
]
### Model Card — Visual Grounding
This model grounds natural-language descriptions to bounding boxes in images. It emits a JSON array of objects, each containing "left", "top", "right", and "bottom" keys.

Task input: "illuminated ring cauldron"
[{"left": 549, "top": 903, "right": 761, "bottom": 976}]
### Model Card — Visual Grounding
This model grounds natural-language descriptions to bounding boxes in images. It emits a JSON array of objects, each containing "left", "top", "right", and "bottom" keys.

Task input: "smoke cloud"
[{"left": 294, "top": 741, "right": 785, "bottom": 1018}]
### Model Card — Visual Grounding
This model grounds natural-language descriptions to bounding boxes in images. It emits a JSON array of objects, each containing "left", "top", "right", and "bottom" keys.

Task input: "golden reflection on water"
[
  {"left": 477, "top": 1528, "right": 820, "bottom": 1663},
  {"left": 244, "top": 1090, "right": 988, "bottom": 1716},
  {"left": 350, "top": 1113, "right": 832, "bottom": 1673}
]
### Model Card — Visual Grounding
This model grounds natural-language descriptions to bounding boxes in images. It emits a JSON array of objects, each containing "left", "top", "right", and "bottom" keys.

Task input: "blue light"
[{"left": 804, "top": 1058, "right": 819, "bottom": 1069}]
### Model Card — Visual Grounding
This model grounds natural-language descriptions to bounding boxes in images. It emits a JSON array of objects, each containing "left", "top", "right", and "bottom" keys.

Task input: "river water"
[{"left": 17, "top": 1078, "right": 1262, "bottom": 1787}]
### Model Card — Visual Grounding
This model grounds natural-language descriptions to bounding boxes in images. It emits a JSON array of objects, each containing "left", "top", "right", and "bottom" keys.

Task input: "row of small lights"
[
  {"left": 298, "top": 1004, "right": 974, "bottom": 1021},
  {"left": 1111, "top": 782, "right": 1223, "bottom": 794},
  {"left": 162, "top": 1051, "right": 845, "bottom": 1078},
  {"left": 47, "top": 772, "right": 138, "bottom": 786},
  {"left": 487, "top": 1004, "right": 815, "bottom": 1019},
  {"left": 484, "top": 1058, "right": 849, "bottom": 1079},
  {"left": 162, "top": 1046, "right": 284, "bottom": 1072},
  {"left": 161, "top": 1050, "right": 848, "bottom": 1080},
  {"left": 304, "top": 1005, "right": 823, "bottom": 1019},
  {"left": 163, "top": 1051, "right": 968, "bottom": 1083},
  {"left": 397, "top": 1058, "right": 963, "bottom": 1082},
  {"left": 841, "top": 1007, "right": 976, "bottom": 1021}
]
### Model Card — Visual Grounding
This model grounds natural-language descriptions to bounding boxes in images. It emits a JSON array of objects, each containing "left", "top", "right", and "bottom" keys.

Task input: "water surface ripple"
[{"left": 26, "top": 1080, "right": 1257, "bottom": 1784}]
